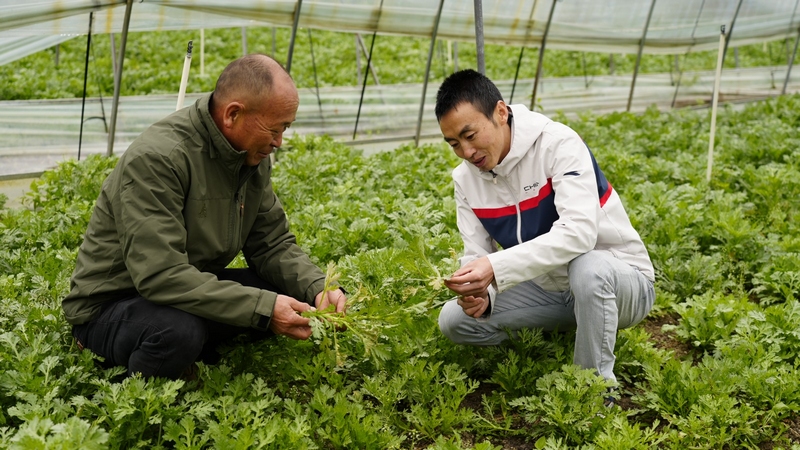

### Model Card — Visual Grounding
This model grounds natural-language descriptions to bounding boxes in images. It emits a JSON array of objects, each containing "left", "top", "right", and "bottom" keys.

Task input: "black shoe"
[{"left": 603, "top": 387, "right": 619, "bottom": 408}]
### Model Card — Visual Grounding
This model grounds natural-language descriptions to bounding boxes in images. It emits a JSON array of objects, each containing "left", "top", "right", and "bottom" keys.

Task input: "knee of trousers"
[
  {"left": 438, "top": 300, "right": 474, "bottom": 345},
  {"left": 154, "top": 314, "right": 208, "bottom": 362},
  {"left": 568, "top": 253, "right": 614, "bottom": 299}
]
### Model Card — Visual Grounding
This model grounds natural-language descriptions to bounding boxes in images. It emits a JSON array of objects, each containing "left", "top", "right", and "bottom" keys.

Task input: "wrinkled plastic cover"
[{"left": 1, "top": 0, "right": 799, "bottom": 66}]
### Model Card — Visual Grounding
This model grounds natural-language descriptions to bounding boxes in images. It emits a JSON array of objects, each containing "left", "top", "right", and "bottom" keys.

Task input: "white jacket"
[{"left": 454, "top": 104, "right": 654, "bottom": 309}]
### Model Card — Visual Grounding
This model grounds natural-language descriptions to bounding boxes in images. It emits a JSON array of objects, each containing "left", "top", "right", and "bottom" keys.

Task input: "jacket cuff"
[
  {"left": 486, "top": 252, "right": 515, "bottom": 293},
  {"left": 304, "top": 277, "right": 327, "bottom": 307},
  {"left": 252, "top": 290, "right": 277, "bottom": 330}
]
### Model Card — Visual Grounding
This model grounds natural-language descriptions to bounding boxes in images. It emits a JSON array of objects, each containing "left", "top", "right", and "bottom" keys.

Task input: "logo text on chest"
[{"left": 523, "top": 182, "right": 540, "bottom": 192}]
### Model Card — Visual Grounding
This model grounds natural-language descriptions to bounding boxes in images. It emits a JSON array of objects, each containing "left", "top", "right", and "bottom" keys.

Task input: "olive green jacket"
[{"left": 62, "top": 94, "right": 326, "bottom": 329}]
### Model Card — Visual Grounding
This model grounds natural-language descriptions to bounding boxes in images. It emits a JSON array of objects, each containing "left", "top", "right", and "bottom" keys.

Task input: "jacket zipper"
[
  {"left": 489, "top": 169, "right": 523, "bottom": 245},
  {"left": 231, "top": 164, "right": 257, "bottom": 253}
]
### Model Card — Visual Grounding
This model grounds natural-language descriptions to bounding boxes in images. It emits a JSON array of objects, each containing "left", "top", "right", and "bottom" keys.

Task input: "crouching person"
[
  {"left": 434, "top": 69, "right": 654, "bottom": 384},
  {"left": 62, "top": 54, "right": 346, "bottom": 380}
]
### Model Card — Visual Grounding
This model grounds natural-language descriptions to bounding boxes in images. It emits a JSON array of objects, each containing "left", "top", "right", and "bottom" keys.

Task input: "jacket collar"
[{"left": 190, "top": 93, "right": 249, "bottom": 172}]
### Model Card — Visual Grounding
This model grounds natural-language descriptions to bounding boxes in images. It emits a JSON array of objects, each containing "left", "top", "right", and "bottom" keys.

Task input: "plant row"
[{"left": 1, "top": 27, "right": 798, "bottom": 100}]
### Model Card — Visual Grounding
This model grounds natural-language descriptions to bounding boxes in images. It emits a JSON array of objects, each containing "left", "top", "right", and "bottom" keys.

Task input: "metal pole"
[
  {"left": 272, "top": 27, "right": 277, "bottom": 57},
  {"left": 110, "top": 33, "right": 118, "bottom": 84},
  {"left": 78, "top": 12, "right": 94, "bottom": 161},
  {"left": 106, "top": 0, "right": 133, "bottom": 157},
  {"left": 707, "top": 26, "right": 725, "bottom": 182},
  {"left": 200, "top": 29, "right": 205, "bottom": 76},
  {"left": 353, "top": 0, "right": 386, "bottom": 139},
  {"left": 781, "top": 30, "right": 800, "bottom": 95},
  {"left": 722, "top": 0, "right": 744, "bottom": 64},
  {"left": 510, "top": 47, "right": 525, "bottom": 104},
  {"left": 474, "top": 0, "right": 485, "bottom": 74},
  {"left": 511, "top": 0, "right": 539, "bottom": 104},
  {"left": 356, "top": 34, "right": 381, "bottom": 85},
  {"left": 415, "top": 0, "right": 446, "bottom": 147},
  {"left": 781, "top": 0, "right": 800, "bottom": 94},
  {"left": 531, "top": 0, "right": 557, "bottom": 110},
  {"left": 307, "top": 29, "right": 323, "bottom": 123},
  {"left": 671, "top": 0, "right": 706, "bottom": 109},
  {"left": 626, "top": 0, "right": 657, "bottom": 112},
  {"left": 454, "top": 41, "right": 458, "bottom": 72},
  {"left": 783, "top": 28, "right": 800, "bottom": 94},
  {"left": 241, "top": 27, "right": 248, "bottom": 55},
  {"left": 176, "top": 40, "right": 193, "bottom": 111},
  {"left": 286, "top": 0, "right": 303, "bottom": 74},
  {"left": 355, "top": 35, "right": 361, "bottom": 84}
]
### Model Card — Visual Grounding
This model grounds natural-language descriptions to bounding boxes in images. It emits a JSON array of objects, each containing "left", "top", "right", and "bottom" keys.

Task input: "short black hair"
[{"left": 435, "top": 69, "right": 503, "bottom": 121}]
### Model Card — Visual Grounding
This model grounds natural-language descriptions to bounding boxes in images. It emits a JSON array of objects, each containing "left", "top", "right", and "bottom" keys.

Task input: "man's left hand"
[
  {"left": 315, "top": 288, "right": 347, "bottom": 314},
  {"left": 444, "top": 256, "right": 495, "bottom": 298}
]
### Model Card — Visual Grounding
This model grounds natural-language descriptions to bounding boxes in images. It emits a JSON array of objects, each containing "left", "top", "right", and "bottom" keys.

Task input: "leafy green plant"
[
  {"left": 510, "top": 364, "right": 620, "bottom": 445},
  {"left": 665, "top": 291, "right": 755, "bottom": 350}
]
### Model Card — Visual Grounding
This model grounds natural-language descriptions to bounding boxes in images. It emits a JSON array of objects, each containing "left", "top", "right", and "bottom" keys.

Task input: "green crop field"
[
  {"left": 1, "top": 91, "right": 799, "bottom": 447},
  {"left": 1, "top": 27, "right": 797, "bottom": 100}
]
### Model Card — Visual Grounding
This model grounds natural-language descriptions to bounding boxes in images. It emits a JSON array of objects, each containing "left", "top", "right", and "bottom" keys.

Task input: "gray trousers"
[{"left": 438, "top": 250, "right": 655, "bottom": 383}]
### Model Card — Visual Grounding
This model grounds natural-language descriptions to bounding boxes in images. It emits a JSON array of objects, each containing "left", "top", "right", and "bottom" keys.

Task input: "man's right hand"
[
  {"left": 457, "top": 291, "right": 490, "bottom": 318},
  {"left": 269, "top": 294, "right": 314, "bottom": 340}
]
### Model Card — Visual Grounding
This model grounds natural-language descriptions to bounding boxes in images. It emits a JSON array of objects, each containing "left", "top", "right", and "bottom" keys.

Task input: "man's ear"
[
  {"left": 496, "top": 100, "right": 509, "bottom": 125},
  {"left": 221, "top": 101, "right": 245, "bottom": 129}
]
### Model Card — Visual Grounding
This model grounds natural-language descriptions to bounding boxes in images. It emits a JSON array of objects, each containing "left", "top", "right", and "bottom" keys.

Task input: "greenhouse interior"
[{"left": 1, "top": 0, "right": 800, "bottom": 448}]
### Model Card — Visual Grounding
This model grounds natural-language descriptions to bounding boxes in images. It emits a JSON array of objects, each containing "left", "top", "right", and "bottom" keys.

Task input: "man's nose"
[
  {"left": 272, "top": 132, "right": 283, "bottom": 148},
  {"left": 462, "top": 145, "right": 476, "bottom": 160}
]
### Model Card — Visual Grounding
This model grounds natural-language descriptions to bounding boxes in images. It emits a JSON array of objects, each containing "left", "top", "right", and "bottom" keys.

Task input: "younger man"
[{"left": 436, "top": 69, "right": 654, "bottom": 384}]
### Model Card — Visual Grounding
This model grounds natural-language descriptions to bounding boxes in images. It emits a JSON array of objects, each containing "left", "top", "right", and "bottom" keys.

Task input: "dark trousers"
[{"left": 72, "top": 268, "right": 274, "bottom": 379}]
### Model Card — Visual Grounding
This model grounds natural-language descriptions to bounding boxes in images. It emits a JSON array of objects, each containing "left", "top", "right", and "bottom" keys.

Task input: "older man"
[
  {"left": 435, "top": 69, "right": 654, "bottom": 385},
  {"left": 63, "top": 54, "right": 346, "bottom": 379}
]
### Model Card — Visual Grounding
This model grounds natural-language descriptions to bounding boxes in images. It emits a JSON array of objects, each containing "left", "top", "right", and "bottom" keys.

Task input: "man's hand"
[
  {"left": 315, "top": 288, "right": 347, "bottom": 314},
  {"left": 444, "top": 256, "right": 495, "bottom": 298},
  {"left": 458, "top": 292, "right": 490, "bottom": 318},
  {"left": 269, "top": 294, "right": 314, "bottom": 340}
]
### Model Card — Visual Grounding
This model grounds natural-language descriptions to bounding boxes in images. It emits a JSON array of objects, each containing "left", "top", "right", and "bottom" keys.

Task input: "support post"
[
  {"left": 722, "top": 0, "right": 744, "bottom": 63},
  {"left": 474, "top": 0, "right": 485, "bottom": 74},
  {"left": 176, "top": 40, "right": 193, "bottom": 111},
  {"left": 106, "top": 0, "right": 133, "bottom": 157},
  {"left": 510, "top": 47, "right": 525, "bottom": 104},
  {"left": 356, "top": 34, "right": 381, "bottom": 85},
  {"left": 286, "top": 0, "right": 303, "bottom": 74},
  {"left": 531, "top": 0, "right": 557, "bottom": 110},
  {"left": 511, "top": 0, "right": 538, "bottom": 104},
  {"left": 783, "top": 28, "right": 800, "bottom": 94},
  {"left": 241, "top": 27, "right": 248, "bottom": 55},
  {"left": 626, "top": 0, "right": 657, "bottom": 112},
  {"left": 671, "top": 0, "right": 706, "bottom": 109},
  {"left": 415, "top": 0, "right": 446, "bottom": 147},
  {"left": 110, "top": 33, "right": 118, "bottom": 87},
  {"left": 707, "top": 26, "right": 726, "bottom": 182},
  {"left": 355, "top": 35, "right": 361, "bottom": 84},
  {"left": 782, "top": 0, "right": 800, "bottom": 94},
  {"left": 353, "top": 0, "right": 386, "bottom": 139},
  {"left": 78, "top": 12, "right": 94, "bottom": 161},
  {"left": 200, "top": 29, "right": 205, "bottom": 76},
  {"left": 307, "top": 29, "right": 323, "bottom": 122}
]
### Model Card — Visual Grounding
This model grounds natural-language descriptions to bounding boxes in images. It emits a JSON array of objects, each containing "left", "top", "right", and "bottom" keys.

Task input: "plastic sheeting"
[
  {"left": 2, "top": 64, "right": 798, "bottom": 176},
  {"left": 1, "top": 0, "right": 800, "bottom": 67}
]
